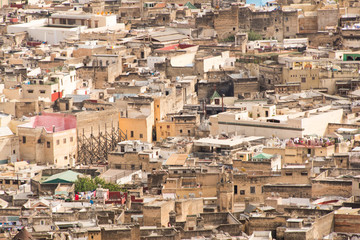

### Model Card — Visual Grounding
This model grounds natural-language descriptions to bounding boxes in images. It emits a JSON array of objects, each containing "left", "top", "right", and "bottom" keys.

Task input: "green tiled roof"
[
  {"left": 185, "top": 1, "right": 197, "bottom": 9},
  {"left": 42, "top": 170, "right": 81, "bottom": 184},
  {"left": 210, "top": 90, "right": 221, "bottom": 100},
  {"left": 252, "top": 153, "right": 273, "bottom": 160}
]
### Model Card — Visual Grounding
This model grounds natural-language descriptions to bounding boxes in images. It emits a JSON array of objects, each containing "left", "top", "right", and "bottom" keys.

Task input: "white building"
[
  {"left": 7, "top": 14, "right": 118, "bottom": 44},
  {"left": 210, "top": 105, "right": 343, "bottom": 139},
  {"left": 22, "top": 70, "right": 77, "bottom": 102}
]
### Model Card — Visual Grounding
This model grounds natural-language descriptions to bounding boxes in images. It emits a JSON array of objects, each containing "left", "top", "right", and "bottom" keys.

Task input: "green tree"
[
  {"left": 248, "top": 31, "right": 262, "bottom": 41},
  {"left": 219, "top": 35, "right": 235, "bottom": 43},
  {"left": 74, "top": 176, "right": 97, "bottom": 192},
  {"left": 75, "top": 176, "right": 126, "bottom": 193}
]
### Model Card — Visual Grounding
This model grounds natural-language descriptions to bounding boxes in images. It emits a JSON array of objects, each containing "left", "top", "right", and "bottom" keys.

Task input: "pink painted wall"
[{"left": 20, "top": 112, "right": 77, "bottom": 133}]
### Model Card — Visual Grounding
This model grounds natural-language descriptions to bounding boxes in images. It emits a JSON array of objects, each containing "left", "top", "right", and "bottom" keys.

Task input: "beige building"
[
  {"left": 50, "top": 13, "right": 117, "bottom": 29},
  {"left": 251, "top": 104, "right": 276, "bottom": 119},
  {"left": 233, "top": 165, "right": 311, "bottom": 202},
  {"left": 108, "top": 140, "right": 162, "bottom": 172},
  {"left": 143, "top": 200, "right": 175, "bottom": 227},
  {"left": 156, "top": 113, "right": 199, "bottom": 141},
  {"left": 162, "top": 166, "right": 234, "bottom": 212},
  {"left": 77, "top": 55, "right": 123, "bottom": 89},
  {"left": 263, "top": 140, "right": 337, "bottom": 164},
  {"left": 18, "top": 113, "right": 77, "bottom": 167},
  {"left": 282, "top": 58, "right": 320, "bottom": 90}
]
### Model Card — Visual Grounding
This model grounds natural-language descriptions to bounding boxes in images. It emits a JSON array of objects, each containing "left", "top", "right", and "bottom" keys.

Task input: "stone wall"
[
  {"left": 335, "top": 213, "right": 360, "bottom": 233},
  {"left": 311, "top": 179, "right": 352, "bottom": 198},
  {"left": 75, "top": 108, "right": 120, "bottom": 139},
  {"left": 214, "top": 6, "right": 238, "bottom": 39},
  {"left": 263, "top": 184, "right": 312, "bottom": 198},
  {"left": 248, "top": 215, "right": 287, "bottom": 236}
]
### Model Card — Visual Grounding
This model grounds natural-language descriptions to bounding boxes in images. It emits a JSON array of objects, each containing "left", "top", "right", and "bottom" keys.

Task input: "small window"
[
  {"left": 140, "top": 134, "right": 143, "bottom": 138},
  {"left": 286, "top": 26, "right": 289, "bottom": 32},
  {"left": 27, "top": 90, "right": 34, "bottom": 93},
  {"left": 70, "top": 137, "right": 73, "bottom": 142},
  {"left": 250, "top": 187, "right": 255, "bottom": 194},
  {"left": 180, "top": 129, "right": 183, "bottom": 133},
  {"left": 22, "top": 136, "right": 26, "bottom": 143},
  {"left": 47, "top": 141, "right": 50, "bottom": 148},
  {"left": 285, "top": 172, "right": 293, "bottom": 176},
  {"left": 301, "top": 172, "right": 308, "bottom": 176},
  {"left": 63, "top": 138, "right": 66, "bottom": 144},
  {"left": 188, "top": 130, "right": 190, "bottom": 134},
  {"left": 64, "top": 156, "right": 68, "bottom": 160},
  {"left": 57, "top": 140, "right": 60, "bottom": 145},
  {"left": 131, "top": 164, "right": 135, "bottom": 170},
  {"left": 40, "top": 90, "right": 46, "bottom": 94},
  {"left": 301, "top": 77, "right": 306, "bottom": 83},
  {"left": 240, "top": 190, "right": 245, "bottom": 195},
  {"left": 234, "top": 185, "right": 238, "bottom": 194},
  {"left": 131, "top": 131, "right": 134, "bottom": 137}
]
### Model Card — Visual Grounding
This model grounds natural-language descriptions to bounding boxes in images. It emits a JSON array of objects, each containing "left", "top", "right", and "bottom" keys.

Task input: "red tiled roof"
[{"left": 154, "top": 2, "right": 166, "bottom": 8}]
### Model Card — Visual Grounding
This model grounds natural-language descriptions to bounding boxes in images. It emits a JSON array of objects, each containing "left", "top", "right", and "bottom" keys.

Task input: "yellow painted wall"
[{"left": 119, "top": 116, "right": 153, "bottom": 143}]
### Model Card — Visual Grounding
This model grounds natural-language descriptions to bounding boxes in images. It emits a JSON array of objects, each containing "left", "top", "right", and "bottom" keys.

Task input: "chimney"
[
  {"left": 52, "top": 125, "right": 55, "bottom": 132},
  {"left": 244, "top": 197, "right": 250, "bottom": 209},
  {"left": 169, "top": 210, "right": 176, "bottom": 226}
]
